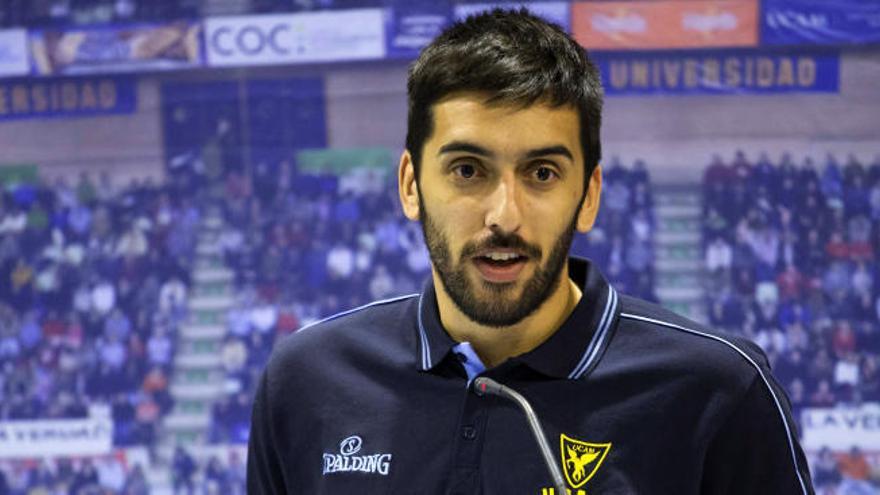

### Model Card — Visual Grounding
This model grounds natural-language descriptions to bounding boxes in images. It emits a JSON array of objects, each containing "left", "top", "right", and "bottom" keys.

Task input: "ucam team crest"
[
  {"left": 322, "top": 435, "right": 392, "bottom": 476},
  {"left": 559, "top": 433, "right": 611, "bottom": 490}
]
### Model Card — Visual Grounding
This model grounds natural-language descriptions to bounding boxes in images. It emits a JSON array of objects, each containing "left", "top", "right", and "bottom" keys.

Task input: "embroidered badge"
[
  {"left": 322, "top": 435, "right": 393, "bottom": 476},
  {"left": 559, "top": 433, "right": 611, "bottom": 489}
]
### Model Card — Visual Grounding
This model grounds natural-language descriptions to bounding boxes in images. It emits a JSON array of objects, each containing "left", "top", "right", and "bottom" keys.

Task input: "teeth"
[{"left": 485, "top": 252, "right": 520, "bottom": 261}]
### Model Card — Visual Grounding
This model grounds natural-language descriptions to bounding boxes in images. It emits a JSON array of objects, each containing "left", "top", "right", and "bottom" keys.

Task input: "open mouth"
[{"left": 472, "top": 251, "right": 528, "bottom": 283}]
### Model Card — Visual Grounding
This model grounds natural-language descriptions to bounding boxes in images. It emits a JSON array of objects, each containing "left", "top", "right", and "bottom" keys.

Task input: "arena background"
[{"left": 0, "top": 1, "right": 878, "bottom": 493}]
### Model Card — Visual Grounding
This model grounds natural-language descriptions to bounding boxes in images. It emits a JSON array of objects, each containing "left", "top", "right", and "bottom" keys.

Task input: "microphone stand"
[{"left": 474, "top": 377, "right": 569, "bottom": 495}]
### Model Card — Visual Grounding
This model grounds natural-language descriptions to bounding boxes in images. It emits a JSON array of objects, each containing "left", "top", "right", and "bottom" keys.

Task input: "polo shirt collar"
[{"left": 415, "top": 257, "right": 620, "bottom": 380}]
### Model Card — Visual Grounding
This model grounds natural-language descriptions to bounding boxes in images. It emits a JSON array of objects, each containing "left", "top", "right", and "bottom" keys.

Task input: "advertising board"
[
  {"left": 573, "top": 1, "right": 758, "bottom": 50},
  {"left": 206, "top": 10, "right": 386, "bottom": 67}
]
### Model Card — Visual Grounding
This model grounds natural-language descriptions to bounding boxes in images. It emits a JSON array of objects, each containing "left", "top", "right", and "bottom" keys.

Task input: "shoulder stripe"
[
  {"left": 568, "top": 286, "right": 618, "bottom": 380},
  {"left": 417, "top": 293, "right": 431, "bottom": 370},
  {"left": 297, "top": 293, "right": 419, "bottom": 333},
  {"left": 619, "top": 312, "right": 809, "bottom": 495}
]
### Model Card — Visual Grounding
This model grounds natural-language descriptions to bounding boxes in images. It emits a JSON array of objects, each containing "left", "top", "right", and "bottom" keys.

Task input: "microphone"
[{"left": 474, "top": 377, "right": 568, "bottom": 495}]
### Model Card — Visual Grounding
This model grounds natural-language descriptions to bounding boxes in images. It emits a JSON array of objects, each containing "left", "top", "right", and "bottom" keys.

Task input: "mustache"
[{"left": 460, "top": 231, "right": 542, "bottom": 260}]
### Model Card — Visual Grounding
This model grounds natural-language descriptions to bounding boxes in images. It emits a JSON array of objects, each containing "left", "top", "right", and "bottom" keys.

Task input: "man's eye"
[
  {"left": 454, "top": 164, "right": 477, "bottom": 179},
  {"left": 534, "top": 166, "right": 557, "bottom": 182}
]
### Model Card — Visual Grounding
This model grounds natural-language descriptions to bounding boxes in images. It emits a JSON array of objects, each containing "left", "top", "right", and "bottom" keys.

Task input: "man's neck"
[{"left": 434, "top": 269, "right": 583, "bottom": 368}]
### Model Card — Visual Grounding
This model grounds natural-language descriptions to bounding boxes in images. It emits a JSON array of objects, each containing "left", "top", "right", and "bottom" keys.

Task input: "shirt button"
[{"left": 461, "top": 425, "right": 477, "bottom": 440}]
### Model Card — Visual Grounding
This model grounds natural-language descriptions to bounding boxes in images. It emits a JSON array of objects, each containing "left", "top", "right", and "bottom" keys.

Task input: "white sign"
[
  {"left": 205, "top": 9, "right": 386, "bottom": 67},
  {"left": 0, "top": 418, "right": 113, "bottom": 458},
  {"left": 0, "top": 29, "right": 29, "bottom": 77},
  {"left": 801, "top": 404, "right": 880, "bottom": 451}
]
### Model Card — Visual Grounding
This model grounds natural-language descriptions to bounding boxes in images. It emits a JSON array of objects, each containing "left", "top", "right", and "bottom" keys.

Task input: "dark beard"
[{"left": 420, "top": 208, "right": 576, "bottom": 328}]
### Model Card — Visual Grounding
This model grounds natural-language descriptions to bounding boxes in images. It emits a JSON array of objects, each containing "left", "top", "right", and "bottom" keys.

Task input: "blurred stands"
[
  {"left": 702, "top": 151, "right": 880, "bottom": 493},
  {"left": 0, "top": 170, "right": 203, "bottom": 492},
  {"left": 0, "top": 173, "right": 196, "bottom": 444}
]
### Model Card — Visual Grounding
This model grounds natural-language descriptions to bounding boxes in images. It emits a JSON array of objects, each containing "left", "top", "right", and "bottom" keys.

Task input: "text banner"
[
  {"left": 762, "top": 0, "right": 880, "bottom": 46},
  {"left": 386, "top": 6, "right": 451, "bottom": 59},
  {"left": 801, "top": 405, "right": 880, "bottom": 451},
  {"left": 0, "top": 76, "right": 136, "bottom": 120},
  {"left": 0, "top": 29, "right": 29, "bottom": 77},
  {"left": 206, "top": 10, "right": 385, "bottom": 67},
  {"left": 0, "top": 418, "right": 113, "bottom": 458},
  {"left": 30, "top": 21, "right": 201, "bottom": 75},
  {"left": 573, "top": 1, "right": 758, "bottom": 50},
  {"left": 595, "top": 50, "right": 838, "bottom": 95},
  {"left": 454, "top": 2, "right": 571, "bottom": 32}
]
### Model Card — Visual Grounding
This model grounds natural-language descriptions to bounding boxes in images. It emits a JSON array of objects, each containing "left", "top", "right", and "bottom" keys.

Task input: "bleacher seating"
[{"left": 702, "top": 152, "right": 880, "bottom": 493}]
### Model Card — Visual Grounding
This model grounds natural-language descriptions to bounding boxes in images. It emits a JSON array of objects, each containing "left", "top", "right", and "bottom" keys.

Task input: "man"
[{"left": 248, "top": 9, "right": 814, "bottom": 494}]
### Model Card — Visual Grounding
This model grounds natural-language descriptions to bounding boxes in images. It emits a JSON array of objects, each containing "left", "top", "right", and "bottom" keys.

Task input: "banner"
[
  {"left": 0, "top": 76, "right": 136, "bottom": 120},
  {"left": 454, "top": 2, "right": 571, "bottom": 32},
  {"left": 296, "top": 147, "right": 392, "bottom": 195},
  {"left": 0, "top": 418, "right": 113, "bottom": 458},
  {"left": 573, "top": 1, "right": 758, "bottom": 50},
  {"left": 386, "top": 6, "right": 451, "bottom": 59},
  {"left": 205, "top": 10, "right": 385, "bottom": 67},
  {"left": 801, "top": 405, "right": 880, "bottom": 452},
  {"left": 595, "top": 50, "right": 838, "bottom": 95},
  {"left": 29, "top": 21, "right": 201, "bottom": 75},
  {"left": 0, "top": 29, "right": 29, "bottom": 77},
  {"left": 762, "top": 0, "right": 880, "bottom": 46}
]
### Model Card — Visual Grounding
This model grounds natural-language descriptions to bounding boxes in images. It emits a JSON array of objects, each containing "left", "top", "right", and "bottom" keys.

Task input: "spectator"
[
  {"left": 812, "top": 447, "right": 842, "bottom": 493},
  {"left": 172, "top": 446, "right": 196, "bottom": 495},
  {"left": 837, "top": 447, "right": 874, "bottom": 495}
]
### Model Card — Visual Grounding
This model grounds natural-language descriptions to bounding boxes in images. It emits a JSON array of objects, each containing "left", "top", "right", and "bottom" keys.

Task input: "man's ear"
[
  {"left": 398, "top": 150, "right": 420, "bottom": 221},
  {"left": 576, "top": 165, "right": 602, "bottom": 233}
]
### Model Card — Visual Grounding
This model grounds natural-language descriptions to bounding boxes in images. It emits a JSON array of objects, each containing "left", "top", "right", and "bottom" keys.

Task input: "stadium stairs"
[
  {"left": 146, "top": 210, "right": 235, "bottom": 492},
  {"left": 653, "top": 183, "right": 707, "bottom": 323}
]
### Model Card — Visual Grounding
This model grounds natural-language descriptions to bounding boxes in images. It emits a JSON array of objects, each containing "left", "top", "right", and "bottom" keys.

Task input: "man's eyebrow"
[
  {"left": 437, "top": 142, "right": 574, "bottom": 162},
  {"left": 437, "top": 141, "right": 495, "bottom": 158},
  {"left": 524, "top": 145, "right": 574, "bottom": 162}
]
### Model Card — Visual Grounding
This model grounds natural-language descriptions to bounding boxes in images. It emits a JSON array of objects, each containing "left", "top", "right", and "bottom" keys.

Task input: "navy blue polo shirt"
[{"left": 247, "top": 257, "right": 814, "bottom": 494}]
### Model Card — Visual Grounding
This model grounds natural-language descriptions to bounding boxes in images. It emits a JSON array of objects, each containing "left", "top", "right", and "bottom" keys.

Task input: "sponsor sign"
[
  {"left": 801, "top": 405, "right": 880, "bottom": 451},
  {"left": 0, "top": 418, "right": 113, "bottom": 458},
  {"left": 0, "top": 29, "right": 29, "bottom": 77},
  {"left": 386, "top": 6, "right": 451, "bottom": 59},
  {"left": 0, "top": 76, "right": 136, "bottom": 120},
  {"left": 30, "top": 21, "right": 201, "bottom": 75},
  {"left": 205, "top": 9, "right": 385, "bottom": 67},
  {"left": 762, "top": 0, "right": 880, "bottom": 46},
  {"left": 595, "top": 50, "right": 838, "bottom": 95},
  {"left": 572, "top": 1, "right": 758, "bottom": 50},
  {"left": 454, "top": 2, "right": 570, "bottom": 31}
]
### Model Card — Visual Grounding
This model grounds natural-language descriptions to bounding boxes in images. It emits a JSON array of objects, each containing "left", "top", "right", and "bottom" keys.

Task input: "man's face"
[{"left": 400, "top": 93, "right": 600, "bottom": 327}]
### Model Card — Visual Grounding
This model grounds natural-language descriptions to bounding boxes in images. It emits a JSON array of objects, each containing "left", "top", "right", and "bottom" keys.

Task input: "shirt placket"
[{"left": 447, "top": 384, "right": 489, "bottom": 495}]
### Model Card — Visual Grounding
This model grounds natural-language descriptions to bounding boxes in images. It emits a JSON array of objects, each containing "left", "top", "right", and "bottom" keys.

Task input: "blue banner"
[
  {"left": 454, "top": 2, "right": 570, "bottom": 32},
  {"left": 385, "top": 6, "right": 452, "bottom": 59},
  {"left": 762, "top": 0, "right": 880, "bottom": 46},
  {"left": 0, "top": 76, "right": 136, "bottom": 120},
  {"left": 595, "top": 50, "right": 839, "bottom": 96}
]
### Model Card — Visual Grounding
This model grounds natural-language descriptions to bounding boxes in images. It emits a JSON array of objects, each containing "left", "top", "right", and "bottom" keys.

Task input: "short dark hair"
[{"left": 405, "top": 8, "right": 603, "bottom": 185}]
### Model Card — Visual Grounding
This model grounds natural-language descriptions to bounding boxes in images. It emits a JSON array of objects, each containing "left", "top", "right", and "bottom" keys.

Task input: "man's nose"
[{"left": 484, "top": 174, "right": 522, "bottom": 233}]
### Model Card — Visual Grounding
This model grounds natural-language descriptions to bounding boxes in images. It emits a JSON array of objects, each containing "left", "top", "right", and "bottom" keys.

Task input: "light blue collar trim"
[{"left": 452, "top": 341, "right": 487, "bottom": 384}]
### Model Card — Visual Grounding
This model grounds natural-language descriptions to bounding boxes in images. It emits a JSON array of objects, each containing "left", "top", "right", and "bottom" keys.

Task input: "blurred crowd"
[
  {"left": 702, "top": 151, "right": 880, "bottom": 493},
  {"left": 0, "top": 172, "right": 197, "bottom": 448},
  {"left": 0, "top": 447, "right": 245, "bottom": 495},
  {"left": 573, "top": 157, "right": 657, "bottom": 302}
]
